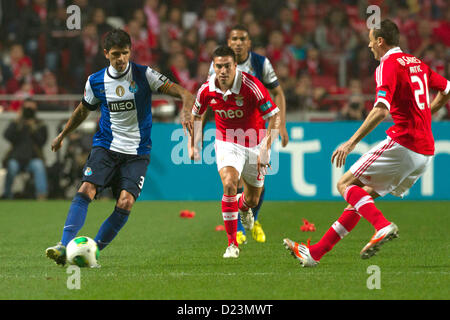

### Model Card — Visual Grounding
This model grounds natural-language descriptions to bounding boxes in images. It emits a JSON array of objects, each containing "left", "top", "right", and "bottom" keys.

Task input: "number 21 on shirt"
[{"left": 411, "top": 74, "right": 430, "bottom": 110}]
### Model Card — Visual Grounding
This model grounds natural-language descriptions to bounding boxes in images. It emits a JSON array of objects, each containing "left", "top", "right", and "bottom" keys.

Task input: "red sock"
[
  {"left": 238, "top": 193, "right": 250, "bottom": 212},
  {"left": 222, "top": 194, "right": 238, "bottom": 246},
  {"left": 309, "top": 208, "right": 361, "bottom": 261},
  {"left": 344, "top": 185, "right": 390, "bottom": 231}
]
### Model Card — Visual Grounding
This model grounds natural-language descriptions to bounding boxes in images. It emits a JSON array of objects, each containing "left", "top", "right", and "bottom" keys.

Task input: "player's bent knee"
[
  {"left": 116, "top": 192, "right": 135, "bottom": 211},
  {"left": 222, "top": 179, "right": 238, "bottom": 195},
  {"left": 78, "top": 182, "right": 96, "bottom": 200}
]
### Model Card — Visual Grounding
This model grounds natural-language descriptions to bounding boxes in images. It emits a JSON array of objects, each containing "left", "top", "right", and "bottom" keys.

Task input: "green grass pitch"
[{"left": 0, "top": 200, "right": 448, "bottom": 300}]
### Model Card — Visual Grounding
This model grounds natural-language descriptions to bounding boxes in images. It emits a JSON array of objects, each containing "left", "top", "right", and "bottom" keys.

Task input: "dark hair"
[
  {"left": 103, "top": 29, "right": 132, "bottom": 51},
  {"left": 229, "top": 24, "right": 249, "bottom": 35},
  {"left": 373, "top": 19, "right": 400, "bottom": 46},
  {"left": 213, "top": 45, "right": 236, "bottom": 62}
]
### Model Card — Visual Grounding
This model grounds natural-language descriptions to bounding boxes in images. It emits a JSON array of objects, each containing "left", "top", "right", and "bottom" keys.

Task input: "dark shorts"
[{"left": 81, "top": 147, "right": 150, "bottom": 200}]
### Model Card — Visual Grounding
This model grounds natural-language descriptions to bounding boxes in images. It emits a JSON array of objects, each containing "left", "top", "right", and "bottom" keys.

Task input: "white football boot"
[
  {"left": 283, "top": 238, "right": 319, "bottom": 267},
  {"left": 360, "top": 222, "right": 399, "bottom": 259},
  {"left": 223, "top": 243, "right": 239, "bottom": 258}
]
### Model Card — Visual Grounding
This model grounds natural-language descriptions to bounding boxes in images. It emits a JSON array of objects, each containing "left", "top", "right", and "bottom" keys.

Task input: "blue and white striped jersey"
[
  {"left": 82, "top": 62, "right": 171, "bottom": 155},
  {"left": 208, "top": 51, "right": 279, "bottom": 89}
]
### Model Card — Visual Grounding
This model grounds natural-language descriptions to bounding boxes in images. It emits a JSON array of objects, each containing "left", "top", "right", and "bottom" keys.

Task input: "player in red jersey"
[
  {"left": 284, "top": 19, "right": 450, "bottom": 267},
  {"left": 192, "top": 46, "right": 280, "bottom": 258}
]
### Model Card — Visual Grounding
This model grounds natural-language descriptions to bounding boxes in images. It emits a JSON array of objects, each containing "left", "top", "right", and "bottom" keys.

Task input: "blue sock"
[
  {"left": 253, "top": 187, "right": 265, "bottom": 221},
  {"left": 94, "top": 206, "right": 130, "bottom": 250},
  {"left": 61, "top": 192, "right": 92, "bottom": 246}
]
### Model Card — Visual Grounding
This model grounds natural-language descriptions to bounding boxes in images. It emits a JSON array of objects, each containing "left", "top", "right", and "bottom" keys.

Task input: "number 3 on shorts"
[{"left": 138, "top": 176, "right": 145, "bottom": 190}]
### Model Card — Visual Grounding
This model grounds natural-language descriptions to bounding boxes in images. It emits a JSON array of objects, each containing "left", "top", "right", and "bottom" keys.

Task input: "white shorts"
[
  {"left": 215, "top": 139, "right": 266, "bottom": 188},
  {"left": 350, "top": 137, "right": 432, "bottom": 197}
]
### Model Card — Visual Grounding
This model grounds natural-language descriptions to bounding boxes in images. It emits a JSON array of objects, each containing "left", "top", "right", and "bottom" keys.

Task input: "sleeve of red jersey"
[
  {"left": 192, "top": 83, "right": 209, "bottom": 116},
  {"left": 253, "top": 80, "right": 280, "bottom": 120},
  {"left": 373, "top": 59, "right": 397, "bottom": 110},
  {"left": 428, "top": 68, "right": 450, "bottom": 95}
]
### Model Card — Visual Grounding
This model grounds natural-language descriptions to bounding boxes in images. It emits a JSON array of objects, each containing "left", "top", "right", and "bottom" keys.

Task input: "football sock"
[
  {"left": 236, "top": 187, "right": 245, "bottom": 233},
  {"left": 237, "top": 193, "right": 251, "bottom": 212},
  {"left": 61, "top": 192, "right": 92, "bottom": 246},
  {"left": 94, "top": 206, "right": 130, "bottom": 250},
  {"left": 309, "top": 207, "right": 361, "bottom": 261},
  {"left": 344, "top": 185, "right": 390, "bottom": 231},
  {"left": 252, "top": 187, "right": 265, "bottom": 221},
  {"left": 222, "top": 194, "right": 238, "bottom": 246}
]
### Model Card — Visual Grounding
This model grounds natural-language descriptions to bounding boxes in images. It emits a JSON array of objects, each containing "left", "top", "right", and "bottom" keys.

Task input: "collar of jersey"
[
  {"left": 107, "top": 63, "right": 131, "bottom": 79},
  {"left": 380, "top": 47, "right": 402, "bottom": 62},
  {"left": 209, "top": 69, "right": 242, "bottom": 97}
]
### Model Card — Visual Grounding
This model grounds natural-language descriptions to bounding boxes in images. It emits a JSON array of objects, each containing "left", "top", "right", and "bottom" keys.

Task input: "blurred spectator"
[
  {"left": 292, "top": 73, "right": 313, "bottom": 112},
  {"left": 275, "top": 6, "right": 302, "bottom": 45},
  {"left": 338, "top": 79, "right": 367, "bottom": 120},
  {"left": 160, "top": 7, "right": 184, "bottom": 53},
  {"left": 197, "top": 7, "right": 227, "bottom": 43},
  {"left": 274, "top": 62, "right": 297, "bottom": 112},
  {"left": 91, "top": 8, "right": 113, "bottom": 39},
  {"left": 127, "top": 19, "right": 154, "bottom": 66},
  {"left": 81, "top": 23, "right": 100, "bottom": 77},
  {"left": 198, "top": 38, "right": 219, "bottom": 63},
  {"left": 143, "top": 0, "right": 161, "bottom": 49},
  {"left": 289, "top": 33, "right": 309, "bottom": 72},
  {"left": 2, "top": 99, "right": 48, "bottom": 200},
  {"left": 432, "top": 6, "right": 450, "bottom": 47},
  {"left": 266, "top": 30, "right": 296, "bottom": 76},
  {"left": 167, "top": 53, "right": 197, "bottom": 93}
]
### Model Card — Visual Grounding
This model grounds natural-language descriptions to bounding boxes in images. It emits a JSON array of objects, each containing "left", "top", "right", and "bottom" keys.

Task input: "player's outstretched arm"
[
  {"left": 269, "top": 85, "right": 289, "bottom": 147},
  {"left": 51, "top": 102, "right": 90, "bottom": 152},
  {"left": 164, "top": 83, "right": 195, "bottom": 136},
  {"left": 430, "top": 91, "right": 450, "bottom": 115},
  {"left": 332, "top": 104, "right": 389, "bottom": 168}
]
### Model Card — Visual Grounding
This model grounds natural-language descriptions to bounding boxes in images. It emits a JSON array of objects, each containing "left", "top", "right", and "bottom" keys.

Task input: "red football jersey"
[
  {"left": 193, "top": 70, "right": 279, "bottom": 147},
  {"left": 374, "top": 47, "right": 450, "bottom": 155}
]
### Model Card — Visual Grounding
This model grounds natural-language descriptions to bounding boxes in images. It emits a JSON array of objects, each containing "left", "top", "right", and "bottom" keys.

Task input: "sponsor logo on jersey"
[
  {"left": 108, "top": 99, "right": 136, "bottom": 112},
  {"left": 215, "top": 109, "right": 244, "bottom": 119},
  {"left": 260, "top": 101, "right": 273, "bottom": 112},
  {"left": 377, "top": 90, "right": 387, "bottom": 97},
  {"left": 116, "top": 85, "right": 125, "bottom": 97}
]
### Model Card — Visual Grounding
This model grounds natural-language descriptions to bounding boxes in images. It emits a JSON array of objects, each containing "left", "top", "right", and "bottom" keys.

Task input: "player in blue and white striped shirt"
[{"left": 46, "top": 29, "right": 195, "bottom": 266}]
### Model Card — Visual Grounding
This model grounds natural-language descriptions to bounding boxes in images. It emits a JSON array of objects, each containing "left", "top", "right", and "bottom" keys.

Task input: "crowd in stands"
[{"left": 0, "top": 0, "right": 449, "bottom": 118}]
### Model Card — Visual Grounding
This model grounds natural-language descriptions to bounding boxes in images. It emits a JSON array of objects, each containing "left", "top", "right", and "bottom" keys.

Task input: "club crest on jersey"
[
  {"left": 129, "top": 81, "right": 138, "bottom": 93},
  {"left": 116, "top": 85, "right": 125, "bottom": 97},
  {"left": 84, "top": 167, "right": 93, "bottom": 176},
  {"left": 235, "top": 95, "right": 244, "bottom": 106}
]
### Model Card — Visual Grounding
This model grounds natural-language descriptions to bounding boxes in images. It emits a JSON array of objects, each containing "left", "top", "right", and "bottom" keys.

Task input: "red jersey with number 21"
[{"left": 374, "top": 47, "right": 450, "bottom": 155}]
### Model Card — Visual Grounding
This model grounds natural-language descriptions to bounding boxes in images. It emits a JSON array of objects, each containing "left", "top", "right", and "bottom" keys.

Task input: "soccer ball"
[{"left": 66, "top": 236, "right": 99, "bottom": 268}]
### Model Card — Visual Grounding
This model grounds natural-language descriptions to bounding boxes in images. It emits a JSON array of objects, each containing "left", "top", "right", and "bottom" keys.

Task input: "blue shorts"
[{"left": 81, "top": 147, "right": 150, "bottom": 200}]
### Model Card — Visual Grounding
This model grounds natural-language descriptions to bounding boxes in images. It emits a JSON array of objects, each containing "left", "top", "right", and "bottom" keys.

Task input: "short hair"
[
  {"left": 212, "top": 45, "right": 236, "bottom": 62},
  {"left": 373, "top": 19, "right": 400, "bottom": 46},
  {"left": 229, "top": 24, "right": 249, "bottom": 35},
  {"left": 103, "top": 29, "right": 131, "bottom": 51}
]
